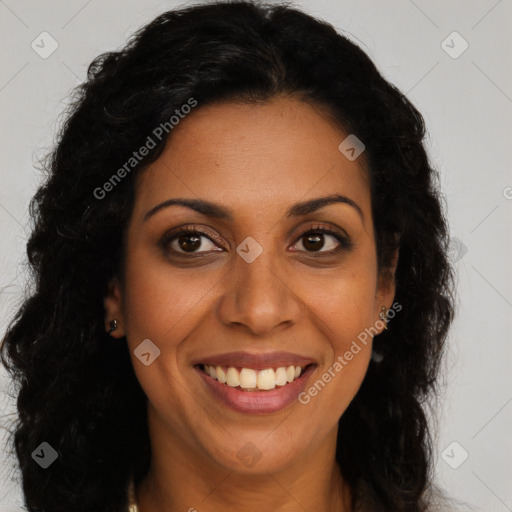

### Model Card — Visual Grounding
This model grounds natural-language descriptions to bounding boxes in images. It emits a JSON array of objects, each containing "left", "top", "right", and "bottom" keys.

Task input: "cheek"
[
  {"left": 121, "top": 241, "right": 218, "bottom": 343},
  {"left": 120, "top": 244, "right": 200, "bottom": 389},
  {"left": 293, "top": 261, "right": 377, "bottom": 412},
  {"left": 297, "top": 282, "right": 374, "bottom": 422},
  {"left": 120, "top": 248, "right": 210, "bottom": 423},
  {"left": 300, "top": 262, "right": 379, "bottom": 349}
]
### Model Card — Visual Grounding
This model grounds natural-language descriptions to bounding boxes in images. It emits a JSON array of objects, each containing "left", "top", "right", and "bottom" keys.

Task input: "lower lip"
[{"left": 194, "top": 364, "right": 317, "bottom": 414}]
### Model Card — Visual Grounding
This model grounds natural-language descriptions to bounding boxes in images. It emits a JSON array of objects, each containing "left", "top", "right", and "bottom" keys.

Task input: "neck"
[{"left": 135, "top": 407, "right": 352, "bottom": 512}]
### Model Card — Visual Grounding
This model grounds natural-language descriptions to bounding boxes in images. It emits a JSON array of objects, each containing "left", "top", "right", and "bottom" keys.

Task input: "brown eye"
[
  {"left": 167, "top": 231, "right": 221, "bottom": 254},
  {"left": 175, "top": 233, "right": 203, "bottom": 252},
  {"left": 293, "top": 228, "right": 351, "bottom": 254},
  {"left": 299, "top": 233, "right": 337, "bottom": 252},
  {"left": 169, "top": 234, "right": 216, "bottom": 253}
]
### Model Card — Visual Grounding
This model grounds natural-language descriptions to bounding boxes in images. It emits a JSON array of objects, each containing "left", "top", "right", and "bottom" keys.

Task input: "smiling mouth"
[{"left": 196, "top": 363, "right": 314, "bottom": 391}]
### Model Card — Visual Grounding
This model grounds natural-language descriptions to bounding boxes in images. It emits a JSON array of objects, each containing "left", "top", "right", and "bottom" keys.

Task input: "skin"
[{"left": 104, "top": 95, "right": 397, "bottom": 512}]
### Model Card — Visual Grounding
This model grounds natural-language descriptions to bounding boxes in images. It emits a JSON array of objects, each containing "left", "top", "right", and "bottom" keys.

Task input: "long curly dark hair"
[{"left": 1, "top": 1, "right": 455, "bottom": 511}]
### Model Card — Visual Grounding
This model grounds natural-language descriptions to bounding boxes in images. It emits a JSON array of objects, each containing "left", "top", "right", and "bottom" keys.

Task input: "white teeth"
[
  {"left": 275, "top": 367, "right": 287, "bottom": 386},
  {"left": 201, "top": 363, "right": 309, "bottom": 391},
  {"left": 226, "top": 367, "right": 240, "bottom": 387},
  {"left": 257, "top": 369, "right": 276, "bottom": 390},
  {"left": 239, "top": 368, "right": 257, "bottom": 389},
  {"left": 216, "top": 365, "right": 226, "bottom": 384}
]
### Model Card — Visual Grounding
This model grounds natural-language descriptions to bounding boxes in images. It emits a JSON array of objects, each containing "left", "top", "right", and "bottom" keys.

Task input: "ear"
[
  {"left": 103, "top": 277, "right": 126, "bottom": 338},
  {"left": 375, "top": 247, "right": 399, "bottom": 330}
]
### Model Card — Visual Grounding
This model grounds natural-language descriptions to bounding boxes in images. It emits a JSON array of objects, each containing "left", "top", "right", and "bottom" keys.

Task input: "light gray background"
[{"left": 1, "top": 0, "right": 511, "bottom": 510}]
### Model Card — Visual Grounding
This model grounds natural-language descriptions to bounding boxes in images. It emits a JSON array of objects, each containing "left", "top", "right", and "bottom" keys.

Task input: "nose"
[{"left": 217, "top": 247, "right": 303, "bottom": 337}]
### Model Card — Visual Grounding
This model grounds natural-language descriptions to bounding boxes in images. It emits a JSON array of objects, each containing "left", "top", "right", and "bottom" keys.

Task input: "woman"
[{"left": 1, "top": 1, "right": 455, "bottom": 511}]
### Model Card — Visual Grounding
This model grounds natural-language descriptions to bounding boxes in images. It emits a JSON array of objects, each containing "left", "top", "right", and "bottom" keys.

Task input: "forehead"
[{"left": 133, "top": 96, "right": 371, "bottom": 223}]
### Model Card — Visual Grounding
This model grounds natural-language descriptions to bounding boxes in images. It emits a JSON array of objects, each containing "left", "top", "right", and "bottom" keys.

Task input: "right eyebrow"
[{"left": 143, "top": 198, "right": 233, "bottom": 222}]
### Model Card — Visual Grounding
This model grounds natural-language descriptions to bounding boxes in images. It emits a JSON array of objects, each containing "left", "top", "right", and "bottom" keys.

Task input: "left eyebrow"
[{"left": 285, "top": 193, "right": 364, "bottom": 222}]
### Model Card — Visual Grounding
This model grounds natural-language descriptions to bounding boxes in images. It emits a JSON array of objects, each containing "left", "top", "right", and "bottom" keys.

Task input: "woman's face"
[{"left": 105, "top": 95, "right": 396, "bottom": 474}]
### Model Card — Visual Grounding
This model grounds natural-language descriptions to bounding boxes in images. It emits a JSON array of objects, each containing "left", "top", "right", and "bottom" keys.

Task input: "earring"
[
  {"left": 107, "top": 319, "right": 118, "bottom": 335},
  {"left": 371, "top": 349, "right": 384, "bottom": 363},
  {"left": 379, "top": 306, "right": 388, "bottom": 330}
]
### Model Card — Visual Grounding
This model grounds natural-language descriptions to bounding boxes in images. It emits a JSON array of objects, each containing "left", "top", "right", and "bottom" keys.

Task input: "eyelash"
[{"left": 160, "top": 224, "right": 353, "bottom": 258}]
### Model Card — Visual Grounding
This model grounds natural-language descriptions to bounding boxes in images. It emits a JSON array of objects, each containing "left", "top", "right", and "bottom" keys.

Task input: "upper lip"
[{"left": 192, "top": 351, "right": 317, "bottom": 371}]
